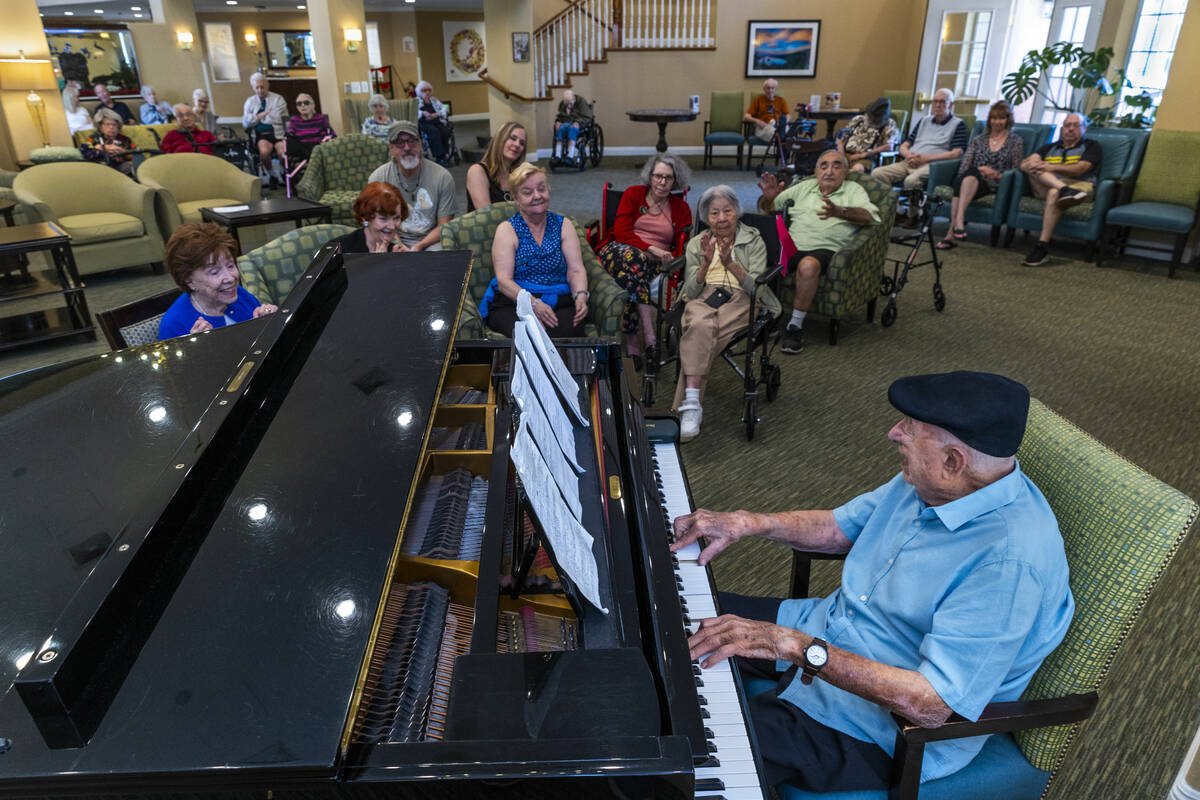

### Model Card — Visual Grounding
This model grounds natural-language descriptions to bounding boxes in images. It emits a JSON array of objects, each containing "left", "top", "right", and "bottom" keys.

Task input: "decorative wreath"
[{"left": 449, "top": 29, "right": 485, "bottom": 75}]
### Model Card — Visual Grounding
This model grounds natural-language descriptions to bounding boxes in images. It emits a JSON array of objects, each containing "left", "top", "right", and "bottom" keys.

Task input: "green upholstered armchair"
[
  {"left": 439, "top": 201, "right": 624, "bottom": 340},
  {"left": 1100, "top": 129, "right": 1200, "bottom": 278},
  {"left": 343, "top": 97, "right": 418, "bottom": 137},
  {"left": 1004, "top": 128, "right": 1150, "bottom": 254},
  {"left": 776, "top": 171, "right": 897, "bottom": 345},
  {"left": 755, "top": 397, "right": 1197, "bottom": 800},
  {"left": 927, "top": 123, "right": 1054, "bottom": 246},
  {"left": 704, "top": 91, "right": 746, "bottom": 170},
  {"left": 137, "top": 153, "right": 261, "bottom": 240},
  {"left": 238, "top": 223, "right": 355, "bottom": 305},
  {"left": 295, "top": 134, "right": 389, "bottom": 226},
  {"left": 13, "top": 161, "right": 165, "bottom": 276}
]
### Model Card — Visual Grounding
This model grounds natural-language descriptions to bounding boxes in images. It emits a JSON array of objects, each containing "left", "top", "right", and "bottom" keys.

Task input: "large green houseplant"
[{"left": 1000, "top": 42, "right": 1155, "bottom": 128}]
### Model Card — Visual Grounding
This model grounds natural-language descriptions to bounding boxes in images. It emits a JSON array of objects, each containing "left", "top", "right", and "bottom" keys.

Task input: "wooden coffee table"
[
  {"left": 201, "top": 197, "right": 333, "bottom": 250},
  {"left": 0, "top": 221, "right": 95, "bottom": 351}
]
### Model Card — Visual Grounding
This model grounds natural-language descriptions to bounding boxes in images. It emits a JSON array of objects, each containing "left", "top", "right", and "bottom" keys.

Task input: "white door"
[
  {"left": 916, "top": 0, "right": 1014, "bottom": 122},
  {"left": 1031, "top": 0, "right": 1108, "bottom": 125}
]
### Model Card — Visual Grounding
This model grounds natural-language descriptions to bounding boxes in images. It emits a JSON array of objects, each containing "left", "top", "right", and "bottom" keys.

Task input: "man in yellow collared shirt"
[{"left": 759, "top": 150, "right": 880, "bottom": 353}]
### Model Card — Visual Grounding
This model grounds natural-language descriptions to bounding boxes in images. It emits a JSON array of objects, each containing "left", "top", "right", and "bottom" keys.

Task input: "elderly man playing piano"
[{"left": 670, "top": 371, "right": 1074, "bottom": 793}]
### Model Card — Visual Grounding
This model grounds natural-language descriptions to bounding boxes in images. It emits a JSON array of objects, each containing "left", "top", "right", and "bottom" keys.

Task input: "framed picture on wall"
[
  {"left": 443, "top": 21, "right": 487, "bottom": 82},
  {"left": 745, "top": 20, "right": 820, "bottom": 78},
  {"left": 512, "top": 32, "right": 530, "bottom": 63}
]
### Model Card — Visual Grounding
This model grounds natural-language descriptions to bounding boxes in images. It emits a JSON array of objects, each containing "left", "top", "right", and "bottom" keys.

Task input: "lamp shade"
[{"left": 0, "top": 58, "right": 56, "bottom": 91}]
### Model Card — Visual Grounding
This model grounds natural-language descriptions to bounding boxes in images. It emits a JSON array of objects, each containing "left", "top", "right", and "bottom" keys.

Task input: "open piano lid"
[{"left": 0, "top": 249, "right": 470, "bottom": 791}]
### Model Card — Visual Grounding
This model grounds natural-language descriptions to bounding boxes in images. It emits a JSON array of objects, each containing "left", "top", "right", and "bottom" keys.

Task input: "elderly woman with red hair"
[
  {"left": 331, "top": 182, "right": 411, "bottom": 253},
  {"left": 157, "top": 222, "right": 278, "bottom": 340}
]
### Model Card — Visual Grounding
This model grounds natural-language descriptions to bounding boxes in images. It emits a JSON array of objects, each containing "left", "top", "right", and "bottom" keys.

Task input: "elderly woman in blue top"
[
  {"left": 482, "top": 163, "right": 589, "bottom": 337},
  {"left": 158, "top": 223, "right": 278, "bottom": 340}
]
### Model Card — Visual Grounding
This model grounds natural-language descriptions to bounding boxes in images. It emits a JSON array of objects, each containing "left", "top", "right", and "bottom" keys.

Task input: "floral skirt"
[{"left": 598, "top": 241, "right": 658, "bottom": 335}]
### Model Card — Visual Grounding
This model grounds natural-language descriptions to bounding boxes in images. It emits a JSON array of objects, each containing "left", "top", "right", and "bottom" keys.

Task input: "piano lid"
[{"left": 0, "top": 251, "right": 470, "bottom": 788}]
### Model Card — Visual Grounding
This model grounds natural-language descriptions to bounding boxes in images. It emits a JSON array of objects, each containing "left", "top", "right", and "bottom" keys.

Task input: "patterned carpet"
[{"left": 2, "top": 154, "right": 1198, "bottom": 797}]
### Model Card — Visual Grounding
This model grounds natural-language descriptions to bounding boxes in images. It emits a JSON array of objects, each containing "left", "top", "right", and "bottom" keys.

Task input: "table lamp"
[{"left": 0, "top": 51, "right": 57, "bottom": 147}]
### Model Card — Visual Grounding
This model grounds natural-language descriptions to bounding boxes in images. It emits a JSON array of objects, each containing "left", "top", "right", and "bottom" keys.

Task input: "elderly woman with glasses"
[
  {"left": 673, "top": 185, "right": 781, "bottom": 442},
  {"left": 82, "top": 108, "right": 135, "bottom": 174},
  {"left": 595, "top": 153, "right": 692, "bottom": 367},
  {"left": 481, "top": 163, "right": 589, "bottom": 338},
  {"left": 287, "top": 93, "right": 335, "bottom": 145},
  {"left": 361, "top": 94, "right": 395, "bottom": 142},
  {"left": 192, "top": 89, "right": 218, "bottom": 133}
]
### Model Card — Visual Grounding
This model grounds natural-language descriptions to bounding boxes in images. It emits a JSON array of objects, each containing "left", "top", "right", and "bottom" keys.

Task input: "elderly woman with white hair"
[
  {"left": 62, "top": 85, "right": 93, "bottom": 135},
  {"left": 192, "top": 89, "right": 218, "bottom": 133},
  {"left": 673, "top": 184, "right": 781, "bottom": 442},
  {"left": 361, "top": 94, "right": 395, "bottom": 142},
  {"left": 139, "top": 85, "right": 174, "bottom": 125},
  {"left": 416, "top": 80, "right": 452, "bottom": 165}
]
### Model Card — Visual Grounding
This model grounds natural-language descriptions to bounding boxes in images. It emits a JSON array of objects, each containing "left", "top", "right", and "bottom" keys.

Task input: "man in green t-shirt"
[{"left": 758, "top": 150, "right": 880, "bottom": 353}]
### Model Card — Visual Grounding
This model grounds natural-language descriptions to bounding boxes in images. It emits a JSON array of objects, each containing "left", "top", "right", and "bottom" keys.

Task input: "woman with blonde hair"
[
  {"left": 62, "top": 85, "right": 93, "bottom": 135},
  {"left": 938, "top": 99, "right": 1024, "bottom": 248},
  {"left": 465, "top": 121, "right": 527, "bottom": 212},
  {"left": 481, "top": 163, "right": 589, "bottom": 337}
]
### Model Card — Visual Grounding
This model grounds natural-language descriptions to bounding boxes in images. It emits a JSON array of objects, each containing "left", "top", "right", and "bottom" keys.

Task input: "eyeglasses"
[
  {"left": 393, "top": 137, "right": 420, "bottom": 148},
  {"left": 650, "top": 173, "right": 674, "bottom": 183},
  {"left": 297, "top": 100, "right": 312, "bottom": 105}
]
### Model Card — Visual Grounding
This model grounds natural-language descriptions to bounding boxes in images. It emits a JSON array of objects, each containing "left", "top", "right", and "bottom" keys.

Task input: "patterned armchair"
[
  {"left": 760, "top": 397, "right": 1197, "bottom": 800},
  {"left": 927, "top": 123, "right": 1054, "bottom": 246},
  {"left": 439, "top": 201, "right": 624, "bottom": 339},
  {"left": 295, "top": 135, "right": 389, "bottom": 226},
  {"left": 238, "top": 223, "right": 355, "bottom": 305},
  {"left": 777, "top": 170, "right": 897, "bottom": 344},
  {"left": 343, "top": 97, "right": 418, "bottom": 138},
  {"left": 1004, "top": 128, "right": 1150, "bottom": 254}
]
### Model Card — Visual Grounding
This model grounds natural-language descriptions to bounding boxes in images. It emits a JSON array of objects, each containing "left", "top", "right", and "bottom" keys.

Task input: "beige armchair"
[
  {"left": 137, "top": 153, "right": 261, "bottom": 240},
  {"left": 13, "top": 161, "right": 166, "bottom": 276}
]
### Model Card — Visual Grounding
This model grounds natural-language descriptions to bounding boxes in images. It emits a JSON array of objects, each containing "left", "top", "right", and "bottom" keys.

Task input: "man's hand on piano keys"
[
  {"left": 688, "top": 614, "right": 806, "bottom": 670},
  {"left": 670, "top": 509, "right": 748, "bottom": 566}
]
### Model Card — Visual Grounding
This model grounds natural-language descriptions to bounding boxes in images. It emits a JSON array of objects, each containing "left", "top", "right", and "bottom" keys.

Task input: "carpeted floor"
[{"left": 2, "top": 153, "right": 1198, "bottom": 798}]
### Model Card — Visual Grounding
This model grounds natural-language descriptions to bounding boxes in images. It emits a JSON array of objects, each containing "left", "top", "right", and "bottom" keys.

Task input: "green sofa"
[
  {"left": 137, "top": 153, "right": 261, "bottom": 240},
  {"left": 439, "top": 201, "right": 624, "bottom": 340}
]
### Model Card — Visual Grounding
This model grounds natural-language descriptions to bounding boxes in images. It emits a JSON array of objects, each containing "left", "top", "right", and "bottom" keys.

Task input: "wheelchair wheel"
[
  {"left": 881, "top": 301, "right": 898, "bottom": 328},
  {"left": 765, "top": 365, "right": 781, "bottom": 402},
  {"left": 880, "top": 275, "right": 895, "bottom": 295},
  {"left": 744, "top": 396, "right": 758, "bottom": 441},
  {"left": 641, "top": 374, "right": 655, "bottom": 408},
  {"left": 933, "top": 285, "right": 946, "bottom": 312},
  {"left": 589, "top": 127, "right": 604, "bottom": 167}
]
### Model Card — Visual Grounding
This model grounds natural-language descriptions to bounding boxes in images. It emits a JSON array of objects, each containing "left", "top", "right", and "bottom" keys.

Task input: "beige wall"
[
  {"left": 1154, "top": 3, "right": 1200, "bottom": 130},
  {"left": 415, "top": 10, "right": 489, "bottom": 116},
  {"left": 367, "top": 11, "right": 420, "bottom": 93},
  {"left": 533, "top": 0, "right": 927, "bottom": 150},
  {"left": 0, "top": 0, "right": 72, "bottom": 165},
  {"left": 307, "top": 0, "right": 370, "bottom": 134},
  {"left": 482, "top": 0, "right": 535, "bottom": 149}
]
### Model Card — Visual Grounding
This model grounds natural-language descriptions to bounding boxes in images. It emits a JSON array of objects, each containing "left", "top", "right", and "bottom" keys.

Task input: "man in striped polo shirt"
[{"left": 1017, "top": 112, "right": 1103, "bottom": 266}]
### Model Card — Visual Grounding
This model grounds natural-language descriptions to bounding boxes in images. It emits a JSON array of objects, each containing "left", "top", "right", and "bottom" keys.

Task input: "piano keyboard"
[{"left": 652, "top": 442, "right": 769, "bottom": 800}]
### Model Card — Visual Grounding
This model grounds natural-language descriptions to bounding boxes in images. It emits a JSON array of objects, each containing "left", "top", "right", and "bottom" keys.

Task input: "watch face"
[{"left": 806, "top": 643, "right": 828, "bottom": 667}]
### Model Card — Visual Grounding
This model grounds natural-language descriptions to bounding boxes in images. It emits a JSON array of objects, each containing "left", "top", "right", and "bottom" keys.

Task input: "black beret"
[{"left": 888, "top": 371, "right": 1030, "bottom": 457}]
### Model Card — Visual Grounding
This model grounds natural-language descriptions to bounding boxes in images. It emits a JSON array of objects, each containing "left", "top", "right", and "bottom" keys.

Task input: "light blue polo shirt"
[{"left": 775, "top": 466, "right": 1074, "bottom": 781}]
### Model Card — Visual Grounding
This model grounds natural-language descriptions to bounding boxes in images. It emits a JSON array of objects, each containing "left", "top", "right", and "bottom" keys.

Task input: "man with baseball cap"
[
  {"left": 367, "top": 119, "right": 458, "bottom": 251},
  {"left": 671, "top": 371, "right": 1074, "bottom": 793}
]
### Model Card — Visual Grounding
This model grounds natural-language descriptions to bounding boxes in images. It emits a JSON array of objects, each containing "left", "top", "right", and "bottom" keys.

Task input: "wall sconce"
[
  {"left": 177, "top": 31, "right": 194, "bottom": 51},
  {"left": 344, "top": 28, "right": 362, "bottom": 52},
  {"left": 0, "top": 50, "right": 56, "bottom": 147},
  {"left": 244, "top": 31, "right": 258, "bottom": 47}
]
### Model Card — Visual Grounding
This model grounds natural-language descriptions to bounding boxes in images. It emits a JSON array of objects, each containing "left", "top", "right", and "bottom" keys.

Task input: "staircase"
[{"left": 532, "top": 0, "right": 716, "bottom": 100}]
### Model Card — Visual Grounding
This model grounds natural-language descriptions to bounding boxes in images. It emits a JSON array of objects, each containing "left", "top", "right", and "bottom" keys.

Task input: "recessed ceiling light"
[
  {"left": 131, "top": 5, "right": 141, "bottom": 9},
  {"left": 297, "top": 3, "right": 305, "bottom": 7},
  {"left": 226, "top": 0, "right": 238, "bottom": 4},
  {"left": 94, "top": 8, "right": 105, "bottom": 12},
  {"left": 63, "top": 10, "right": 74, "bottom": 14}
]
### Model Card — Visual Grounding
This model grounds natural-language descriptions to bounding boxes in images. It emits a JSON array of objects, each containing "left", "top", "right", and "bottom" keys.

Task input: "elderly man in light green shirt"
[{"left": 758, "top": 150, "right": 879, "bottom": 353}]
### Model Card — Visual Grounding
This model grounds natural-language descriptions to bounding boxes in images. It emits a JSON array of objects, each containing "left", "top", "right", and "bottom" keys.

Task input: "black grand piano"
[{"left": 0, "top": 247, "right": 769, "bottom": 798}]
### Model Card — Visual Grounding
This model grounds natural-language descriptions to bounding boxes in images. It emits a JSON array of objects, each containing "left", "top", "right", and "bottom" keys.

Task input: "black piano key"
[{"left": 695, "top": 778, "right": 726, "bottom": 792}]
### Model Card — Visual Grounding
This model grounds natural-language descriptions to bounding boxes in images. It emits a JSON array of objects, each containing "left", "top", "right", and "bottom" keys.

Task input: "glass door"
[
  {"left": 917, "top": 0, "right": 1015, "bottom": 123},
  {"left": 1031, "top": 0, "right": 1108, "bottom": 125}
]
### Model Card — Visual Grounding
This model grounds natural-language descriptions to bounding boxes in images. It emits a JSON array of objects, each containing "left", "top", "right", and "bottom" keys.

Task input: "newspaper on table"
[
  {"left": 510, "top": 330, "right": 583, "bottom": 475},
  {"left": 510, "top": 417, "right": 608, "bottom": 614},
  {"left": 515, "top": 290, "right": 588, "bottom": 426}
]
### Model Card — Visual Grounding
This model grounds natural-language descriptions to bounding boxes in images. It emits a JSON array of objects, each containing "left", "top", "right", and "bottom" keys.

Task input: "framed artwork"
[
  {"left": 203, "top": 22, "right": 240, "bottom": 83},
  {"left": 512, "top": 31, "right": 530, "bottom": 63},
  {"left": 45, "top": 27, "right": 142, "bottom": 96},
  {"left": 443, "top": 21, "right": 487, "bottom": 83},
  {"left": 745, "top": 20, "right": 820, "bottom": 78}
]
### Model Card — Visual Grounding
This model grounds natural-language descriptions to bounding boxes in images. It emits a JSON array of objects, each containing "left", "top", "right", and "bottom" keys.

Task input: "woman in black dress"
[
  {"left": 332, "top": 182, "right": 411, "bottom": 253},
  {"left": 465, "top": 121, "right": 527, "bottom": 212}
]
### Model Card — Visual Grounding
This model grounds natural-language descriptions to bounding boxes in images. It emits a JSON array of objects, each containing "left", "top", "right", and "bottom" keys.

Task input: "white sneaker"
[
  {"left": 567, "top": 142, "right": 578, "bottom": 160},
  {"left": 679, "top": 400, "right": 702, "bottom": 442}
]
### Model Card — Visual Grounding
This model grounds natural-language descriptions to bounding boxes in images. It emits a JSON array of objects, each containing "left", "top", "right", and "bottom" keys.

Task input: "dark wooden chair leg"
[
  {"left": 989, "top": 225, "right": 1000, "bottom": 247},
  {"left": 1003, "top": 227, "right": 1016, "bottom": 248},
  {"left": 1170, "top": 233, "right": 1186, "bottom": 279},
  {"left": 828, "top": 318, "right": 839, "bottom": 345},
  {"left": 1096, "top": 224, "right": 1108, "bottom": 268},
  {"left": 1085, "top": 241, "right": 1097, "bottom": 262},
  {"left": 866, "top": 298, "right": 877, "bottom": 323}
]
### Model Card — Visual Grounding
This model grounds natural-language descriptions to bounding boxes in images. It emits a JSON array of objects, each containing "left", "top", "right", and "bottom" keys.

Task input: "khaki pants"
[
  {"left": 672, "top": 285, "right": 751, "bottom": 409},
  {"left": 871, "top": 160, "right": 931, "bottom": 191}
]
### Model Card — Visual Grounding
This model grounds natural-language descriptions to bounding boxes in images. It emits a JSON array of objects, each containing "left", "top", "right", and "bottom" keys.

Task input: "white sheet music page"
[
  {"left": 511, "top": 418, "right": 608, "bottom": 614},
  {"left": 510, "top": 344, "right": 583, "bottom": 475},
  {"left": 514, "top": 290, "right": 589, "bottom": 426}
]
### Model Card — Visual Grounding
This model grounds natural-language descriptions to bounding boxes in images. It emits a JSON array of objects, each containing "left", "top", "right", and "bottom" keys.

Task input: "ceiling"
[{"left": 37, "top": 0, "right": 481, "bottom": 23}]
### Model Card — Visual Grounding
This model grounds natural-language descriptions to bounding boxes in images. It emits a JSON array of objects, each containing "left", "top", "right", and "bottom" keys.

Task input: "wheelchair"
[
  {"left": 549, "top": 102, "right": 604, "bottom": 172},
  {"left": 420, "top": 117, "right": 460, "bottom": 167},
  {"left": 651, "top": 211, "right": 785, "bottom": 441}
]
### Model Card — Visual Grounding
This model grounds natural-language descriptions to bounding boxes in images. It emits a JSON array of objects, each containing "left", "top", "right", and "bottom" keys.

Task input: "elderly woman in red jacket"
[{"left": 596, "top": 152, "right": 692, "bottom": 366}]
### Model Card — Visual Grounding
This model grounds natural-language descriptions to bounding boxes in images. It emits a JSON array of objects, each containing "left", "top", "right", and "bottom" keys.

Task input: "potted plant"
[{"left": 1000, "top": 42, "right": 1156, "bottom": 128}]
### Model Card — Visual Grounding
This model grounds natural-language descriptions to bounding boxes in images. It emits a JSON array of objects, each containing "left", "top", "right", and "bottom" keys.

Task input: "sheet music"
[
  {"left": 510, "top": 351, "right": 583, "bottom": 475},
  {"left": 511, "top": 419, "right": 607, "bottom": 614},
  {"left": 515, "top": 291, "right": 589, "bottom": 426}
]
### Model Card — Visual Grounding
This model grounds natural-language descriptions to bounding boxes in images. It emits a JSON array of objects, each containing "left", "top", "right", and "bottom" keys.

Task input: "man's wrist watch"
[{"left": 800, "top": 638, "right": 829, "bottom": 685}]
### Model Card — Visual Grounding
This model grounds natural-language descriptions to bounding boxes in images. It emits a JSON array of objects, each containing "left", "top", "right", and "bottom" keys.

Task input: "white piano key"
[{"left": 696, "top": 765, "right": 763, "bottom": 788}]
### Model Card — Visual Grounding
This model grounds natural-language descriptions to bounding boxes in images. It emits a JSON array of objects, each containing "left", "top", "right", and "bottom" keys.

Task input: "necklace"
[
  {"left": 190, "top": 293, "right": 225, "bottom": 318},
  {"left": 397, "top": 161, "right": 422, "bottom": 197}
]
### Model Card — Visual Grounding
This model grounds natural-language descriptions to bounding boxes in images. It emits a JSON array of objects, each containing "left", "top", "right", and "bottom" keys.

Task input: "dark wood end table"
[
  {"left": 201, "top": 197, "right": 333, "bottom": 250},
  {"left": 806, "top": 109, "right": 863, "bottom": 141},
  {"left": 626, "top": 109, "right": 699, "bottom": 153},
  {"left": 0, "top": 221, "right": 96, "bottom": 351}
]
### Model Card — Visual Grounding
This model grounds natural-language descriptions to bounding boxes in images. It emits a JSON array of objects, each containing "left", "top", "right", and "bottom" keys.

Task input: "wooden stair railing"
[{"left": 476, "top": 69, "right": 537, "bottom": 104}]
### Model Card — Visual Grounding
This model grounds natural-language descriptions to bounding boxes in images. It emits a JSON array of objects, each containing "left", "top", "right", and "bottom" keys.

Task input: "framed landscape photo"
[
  {"left": 512, "top": 31, "right": 530, "bottom": 63},
  {"left": 745, "top": 20, "right": 820, "bottom": 78}
]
